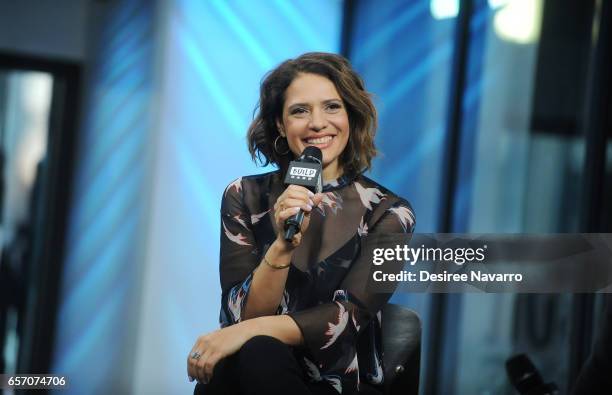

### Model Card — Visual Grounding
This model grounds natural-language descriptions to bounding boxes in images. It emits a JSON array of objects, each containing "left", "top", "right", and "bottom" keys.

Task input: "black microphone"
[
  {"left": 506, "top": 354, "right": 559, "bottom": 395},
  {"left": 283, "top": 146, "right": 322, "bottom": 241}
]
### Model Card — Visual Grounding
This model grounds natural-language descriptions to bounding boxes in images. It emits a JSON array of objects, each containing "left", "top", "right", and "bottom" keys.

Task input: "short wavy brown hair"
[{"left": 247, "top": 52, "right": 377, "bottom": 177}]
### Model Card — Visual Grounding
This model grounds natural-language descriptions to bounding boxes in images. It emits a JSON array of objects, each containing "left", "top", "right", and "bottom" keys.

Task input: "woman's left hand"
[{"left": 187, "top": 321, "right": 254, "bottom": 384}]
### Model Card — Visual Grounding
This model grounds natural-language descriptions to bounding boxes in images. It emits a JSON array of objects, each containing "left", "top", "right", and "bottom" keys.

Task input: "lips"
[
  {"left": 306, "top": 135, "right": 332, "bottom": 144},
  {"left": 303, "top": 135, "right": 335, "bottom": 148}
]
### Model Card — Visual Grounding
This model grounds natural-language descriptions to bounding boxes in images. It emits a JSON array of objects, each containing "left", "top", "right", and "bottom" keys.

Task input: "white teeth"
[{"left": 306, "top": 136, "right": 333, "bottom": 144}]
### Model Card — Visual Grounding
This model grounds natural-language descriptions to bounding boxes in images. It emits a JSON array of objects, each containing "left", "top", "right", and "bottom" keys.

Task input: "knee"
[
  {"left": 238, "top": 336, "right": 292, "bottom": 377},
  {"left": 239, "top": 336, "right": 287, "bottom": 362},
  {"left": 237, "top": 336, "right": 310, "bottom": 394}
]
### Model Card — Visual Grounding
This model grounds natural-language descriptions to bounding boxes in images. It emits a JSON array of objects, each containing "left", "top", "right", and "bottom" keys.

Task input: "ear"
[{"left": 276, "top": 119, "right": 285, "bottom": 137}]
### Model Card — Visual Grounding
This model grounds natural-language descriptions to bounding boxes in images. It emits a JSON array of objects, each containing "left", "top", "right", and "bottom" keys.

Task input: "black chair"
[{"left": 381, "top": 303, "right": 421, "bottom": 395}]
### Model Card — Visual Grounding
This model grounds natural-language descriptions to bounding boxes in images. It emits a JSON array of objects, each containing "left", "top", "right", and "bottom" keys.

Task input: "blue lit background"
[{"left": 52, "top": 0, "right": 155, "bottom": 393}]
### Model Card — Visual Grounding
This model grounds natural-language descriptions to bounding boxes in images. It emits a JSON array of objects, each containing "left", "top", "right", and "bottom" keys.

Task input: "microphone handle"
[{"left": 284, "top": 209, "right": 305, "bottom": 241}]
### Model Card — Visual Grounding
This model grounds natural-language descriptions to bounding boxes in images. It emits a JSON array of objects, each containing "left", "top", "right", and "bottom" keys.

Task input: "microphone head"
[
  {"left": 284, "top": 146, "right": 323, "bottom": 193},
  {"left": 300, "top": 146, "right": 322, "bottom": 164}
]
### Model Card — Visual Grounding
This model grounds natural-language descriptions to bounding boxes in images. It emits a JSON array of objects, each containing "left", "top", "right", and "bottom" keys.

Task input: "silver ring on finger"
[{"left": 190, "top": 351, "right": 202, "bottom": 360}]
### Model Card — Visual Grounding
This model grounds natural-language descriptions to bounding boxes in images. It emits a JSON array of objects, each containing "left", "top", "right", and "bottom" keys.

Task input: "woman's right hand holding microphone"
[{"left": 272, "top": 185, "right": 324, "bottom": 249}]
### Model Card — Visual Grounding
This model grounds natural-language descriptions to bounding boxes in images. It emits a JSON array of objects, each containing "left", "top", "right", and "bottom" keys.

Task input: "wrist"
[
  {"left": 270, "top": 237, "right": 295, "bottom": 256},
  {"left": 244, "top": 316, "right": 265, "bottom": 337},
  {"left": 247, "top": 315, "right": 303, "bottom": 346}
]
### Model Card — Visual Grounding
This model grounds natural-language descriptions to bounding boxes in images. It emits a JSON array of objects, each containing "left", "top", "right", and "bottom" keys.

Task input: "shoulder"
[
  {"left": 221, "top": 170, "right": 282, "bottom": 215},
  {"left": 223, "top": 170, "right": 281, "bottom": 198},
  {"left": 353, "top": 174, "right": 416, "bottom": 232},
  {"left": 353, "top": 174, "right": 414, "bottom": 209}
]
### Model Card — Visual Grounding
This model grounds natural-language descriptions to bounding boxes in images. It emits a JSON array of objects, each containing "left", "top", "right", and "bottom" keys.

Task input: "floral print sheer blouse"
[{"left": 218, "top": 170, "right": 415, "bottom": 394}]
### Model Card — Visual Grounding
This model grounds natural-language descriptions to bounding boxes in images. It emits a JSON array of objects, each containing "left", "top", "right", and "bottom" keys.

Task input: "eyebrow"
[{"left": 287, "top": 99, "right": 342, "bottom": 108}]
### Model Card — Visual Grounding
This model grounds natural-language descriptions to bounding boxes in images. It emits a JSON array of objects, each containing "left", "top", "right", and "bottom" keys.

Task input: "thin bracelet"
[{"left": 263, "top": 256, "right": 291, "bottom": 270}]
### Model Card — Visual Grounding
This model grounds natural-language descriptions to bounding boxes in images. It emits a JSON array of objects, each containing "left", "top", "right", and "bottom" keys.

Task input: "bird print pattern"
[{"left": 218, "top": 171, "right": 415, "bottom": 394}]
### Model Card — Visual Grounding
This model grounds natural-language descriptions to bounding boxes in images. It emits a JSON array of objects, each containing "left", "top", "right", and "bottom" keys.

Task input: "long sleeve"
[
  {"left": 218, "top": 177, "right": 260, "bottom": 327},
  {"left": 218, "top": 173, "right": 297, "bottom": 327},
  {"left": 288, "top": 197, "right": 415, "bottom": 393}
]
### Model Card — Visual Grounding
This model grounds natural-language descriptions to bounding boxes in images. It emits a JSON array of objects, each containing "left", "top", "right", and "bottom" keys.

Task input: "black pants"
[{"left": 193, "top": 335, "right": 339, "bottom": 395}]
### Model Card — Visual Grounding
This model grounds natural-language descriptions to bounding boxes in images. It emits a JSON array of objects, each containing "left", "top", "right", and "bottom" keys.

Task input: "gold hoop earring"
[{"left": 274, "top": 135, "right": 290, "bottom": 155}]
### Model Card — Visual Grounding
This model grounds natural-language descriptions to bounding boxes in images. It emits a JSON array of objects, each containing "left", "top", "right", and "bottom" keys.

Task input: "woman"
[{"left": 188, "top": 52, "right": 415, "bottom": 394}]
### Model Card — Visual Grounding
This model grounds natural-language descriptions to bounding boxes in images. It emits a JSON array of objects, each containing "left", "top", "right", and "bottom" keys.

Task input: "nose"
[{"left": 309, "top": 108, "right": 328, "bottom": 131}]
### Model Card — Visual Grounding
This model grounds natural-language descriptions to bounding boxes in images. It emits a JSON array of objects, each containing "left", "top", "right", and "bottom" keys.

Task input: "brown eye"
[
  {"left": 290, "top": 107, "right": 308, "bottom": 115},
  {"left": 326, "top": 103, "right": 342, "bottom": 111}
]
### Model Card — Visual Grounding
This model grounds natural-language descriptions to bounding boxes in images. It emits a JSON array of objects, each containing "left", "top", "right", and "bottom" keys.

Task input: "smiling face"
[{"left": 277, "top": 73, "right": 350, "bottom": 180}]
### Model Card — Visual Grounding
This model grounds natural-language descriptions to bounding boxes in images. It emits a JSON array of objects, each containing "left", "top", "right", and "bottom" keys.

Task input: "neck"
[{"left": 322, "top": 161, "right": 343, "bottom": 183}]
